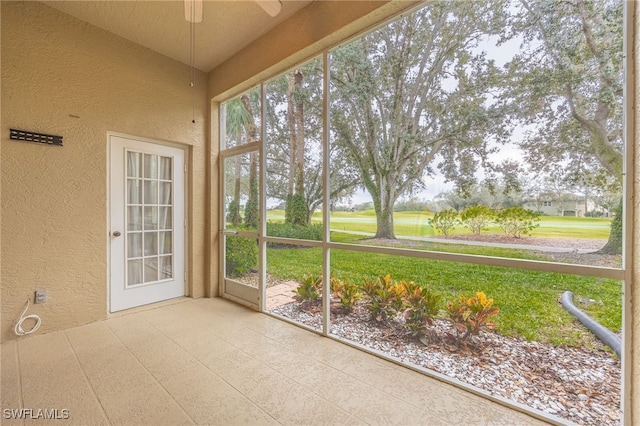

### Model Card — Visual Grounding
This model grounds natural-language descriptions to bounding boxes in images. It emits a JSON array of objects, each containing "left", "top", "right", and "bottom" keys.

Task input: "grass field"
[
  {"left": 260, "top": 210, "right": 620, "bottom": 347},
  {"left": 266, "top": 245, "right": 621, "bottom": 347},
  {"left": 266, "top": 209, "right": 612, "bottom": 239}
]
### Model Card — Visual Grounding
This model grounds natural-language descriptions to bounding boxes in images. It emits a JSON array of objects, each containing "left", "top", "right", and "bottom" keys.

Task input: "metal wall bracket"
[{"left": 10, "top": 129, "right": 63, "bottom": 146}]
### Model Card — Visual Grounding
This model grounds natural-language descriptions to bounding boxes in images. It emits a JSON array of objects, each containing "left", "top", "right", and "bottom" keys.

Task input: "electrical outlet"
[{"left": 34, "top": 290, "right": 47, "bottom": 304}]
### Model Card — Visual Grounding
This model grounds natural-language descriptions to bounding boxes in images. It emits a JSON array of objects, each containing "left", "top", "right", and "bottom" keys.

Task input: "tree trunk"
[
  {"left": 598, "top": 200, "right": 622, "bottom": 255},
  {"left": 374, "top": 206, "right": 396, "bottom": 239}
]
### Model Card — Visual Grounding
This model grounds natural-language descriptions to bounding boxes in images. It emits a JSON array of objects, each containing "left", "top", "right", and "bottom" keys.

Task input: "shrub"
[
  {"left": 444, "top": 291, "right": 499, "bottom": 340},
  {"left": 225, "top": 235, "right": 257, "bottom": 277},
  {"left": 292, "top": 274, "right": 322, "bottom": 302},
  {"left": 429, "top": 209, "right": 459, "bottom": 236},
  {"left": 495, "top": 206, "right": 540, "bottom": 238},
  {"left": 460, "top": 205, "right": 495, "bottom": 235},
  {"left": 285, "top": 193, "right": 307, "bottom": 226},
  {"left": 266, "top": 222, "right": 322, "bottom": 242},
  {"left": 330, "top": 277, "right": 361, "bottom": 311},
  {"left": 226, "top": 200, "right": 242, "bottom": 226},
  {"left": 401, "top": 280, "right": 441, "bottom": 343},
  {"left": 359, "top": 274, "right": 405, "bottom": 322}
]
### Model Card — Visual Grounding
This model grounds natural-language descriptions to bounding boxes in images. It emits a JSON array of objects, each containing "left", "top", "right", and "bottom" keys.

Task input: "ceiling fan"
[{"left": 184, "top": 0, "right": 283, "bottom": 23}]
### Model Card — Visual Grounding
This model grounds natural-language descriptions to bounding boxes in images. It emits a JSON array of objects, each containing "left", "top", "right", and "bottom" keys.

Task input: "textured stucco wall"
[{"left": 1, "top": 1, "right": 208, "bottom": 342}]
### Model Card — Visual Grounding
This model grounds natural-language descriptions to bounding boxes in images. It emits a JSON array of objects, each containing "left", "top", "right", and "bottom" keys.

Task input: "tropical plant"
[
  {"left": 401, "top": 280, "right": 441, "bottom": 344},
  {"left": 444, "top": 291, "right": 500, "bottom": 340},
  {"left": 292, "top": 274, "right": 322, "bottom": 302},
  {"left": 359, "top": 274, "right": 404, "bottom": 322},
  {"left": 330, "top": 277, "right": 361, "bottom": 312}
]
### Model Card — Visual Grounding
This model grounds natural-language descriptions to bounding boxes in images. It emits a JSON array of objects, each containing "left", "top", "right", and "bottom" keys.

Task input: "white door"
[{"left": 109, "top": 135, "right": 185, "bottom": 312}]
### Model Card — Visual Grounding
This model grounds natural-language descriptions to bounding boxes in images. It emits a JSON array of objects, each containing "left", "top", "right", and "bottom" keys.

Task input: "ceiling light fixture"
[
  {"left": 184, "top": 0, "right": 203, "bottom": 23},
  {"left": 256, "top": 0, "right": 282, "bottom": 17}
]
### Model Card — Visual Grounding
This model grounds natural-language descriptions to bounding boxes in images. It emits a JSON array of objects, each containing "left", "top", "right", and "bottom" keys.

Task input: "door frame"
[
  {"left": 219, "top": 141, "right": 262, "bottom": 310},
  {"left": 107, "top": 132, "right": 189, "bottom": 313}
]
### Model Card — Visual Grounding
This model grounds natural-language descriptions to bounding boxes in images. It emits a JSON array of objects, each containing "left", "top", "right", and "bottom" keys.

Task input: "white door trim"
[{"left": 107, "top": 132, "right": 188, "bottom": 312}]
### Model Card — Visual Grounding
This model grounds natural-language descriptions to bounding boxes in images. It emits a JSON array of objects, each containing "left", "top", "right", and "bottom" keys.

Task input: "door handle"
[{"left": 112, "top": 231, "right": 122, "bottom": 237}]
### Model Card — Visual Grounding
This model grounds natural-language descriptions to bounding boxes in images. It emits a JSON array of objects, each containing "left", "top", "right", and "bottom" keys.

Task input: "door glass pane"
[
  {"left": 144, "top": 206, "right": 158, "bottom": 230},
  {"left": 159, "top": 207, "right": 172, "bottom": 230},
  {"left": 223, "top": 151, "right": 259, "bottom": 232},
  {"left": 127, "top": 152, "right": 141, "bottom": 177},
  {"left": 159, "top": 256, "right": 173, "bottom": 279},
  {"left": 127, "top": 179, "right": 142, "bottom": 204},
  {"left": 144, "top": 232, "right": 158, "bottom": 256},
  {"left": 225, "top": 235, "right": 258, "bottom": 280},
  {"left": 159, "top": 182, "right": 172, "bottom": 204},
  {"left": 160, "top": 156, "right": 172, "bottom": 180},
  {"left": 127, "top": 206, "right": 142, "bottom": 231},
  {"left": 144, "top": 181, "right": 158, "bottom": 204},
  {"left": 160, "top": 231, "right": 172, "bottom": 254},
  {"left": 128, "top": 233, "right": 142, "bottom": 258},
  {"left": 144, "top": 154, "right": 158, "bottom": 179},
  {"left": 144, "top": 257, "right": 158, "bottom": 282},
  {"left": 127, "top": 259, "right": 143, "bottom": 285}
]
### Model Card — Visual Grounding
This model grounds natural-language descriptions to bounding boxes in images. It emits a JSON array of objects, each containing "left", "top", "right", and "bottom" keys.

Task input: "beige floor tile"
[
  {"left": 99, "top": 382, "right": 193, "bottom": 426},
  {"left": 0, "top": 298, "right": 554, "bottom": 426},
  {"left": 18, "top": 337, "right": 109, "bottom": 425},
  {"left": 109, "top": 323, "right": 199, "bottom": 380},
  {"left": 64, "top": 322, "right": 120, "bottom": 356},
  {"left": 75, "top": 347, "right": 157, "bottom": 399},
  {"left": 159, "top": 362, "right": 277, "bottom": 425}
]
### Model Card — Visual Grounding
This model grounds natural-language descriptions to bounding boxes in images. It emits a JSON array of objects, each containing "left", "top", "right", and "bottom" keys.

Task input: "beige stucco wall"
[{"left": 0, "top": 1, "right": 208, "bottom": 342}]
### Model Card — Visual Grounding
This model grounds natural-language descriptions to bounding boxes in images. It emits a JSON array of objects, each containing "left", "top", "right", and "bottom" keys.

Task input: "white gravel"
[{"left": 271, "top": 302, "right": 621, "bottom": 426}]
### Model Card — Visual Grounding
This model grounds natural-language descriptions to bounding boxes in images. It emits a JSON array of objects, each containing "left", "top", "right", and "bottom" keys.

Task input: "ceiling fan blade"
[
  {"left": 184, "top": 0, "right": 203, "bottom": 23},
  {"left": 256, "top": 0, "right": 282, "bottom": 17}
]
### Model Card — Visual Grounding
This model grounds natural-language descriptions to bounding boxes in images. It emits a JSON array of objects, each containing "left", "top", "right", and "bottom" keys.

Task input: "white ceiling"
[{"left": 43, "top": 0, "right": 313, "bottom": 72}]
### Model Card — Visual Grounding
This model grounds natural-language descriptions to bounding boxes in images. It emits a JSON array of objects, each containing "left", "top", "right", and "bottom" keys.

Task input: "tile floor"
[{"left": 1, "top": 297, "right": 549, "bottom": 425}]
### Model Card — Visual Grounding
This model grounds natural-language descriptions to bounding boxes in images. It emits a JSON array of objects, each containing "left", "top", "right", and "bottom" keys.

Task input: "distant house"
[{"left": 524, "top": 194, "right": 598, "bottom": 217}]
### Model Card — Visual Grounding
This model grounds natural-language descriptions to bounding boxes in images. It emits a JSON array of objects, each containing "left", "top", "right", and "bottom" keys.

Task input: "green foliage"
[
  {"left": 495, "top": 206, "right": 540, "bottom": 238},
  {"left": 394, "top": 198, "right": 430, "bottom": 212},
  {"left": 460, "top": 205, "right": 496, "bottom": 235},
  {"left": 429, "top": 209, "right": 459, "bottom": 236},
  {"left": 269, "top": 246, "right": 621, "bottom": 346},
  {"left": 225, "top": 236, "right": 257, "bottom": 277},
  {"left": 444, "top": 292, "right": 500, "bottom": 340},
  {"left": 359, "top": 275, "right": 405, "bottom": 322},
  {"left": 266, "top": 222, "right": 322, "bottom": 242},
  {"left": 227, "top": 200, "right": 241, "bottom": 226},
  {"left": 401, "top": 280, "right": 441, "bottom": 343},
  {"left": 330, "top": 277, "right": 361, "bottom": 311},
  {"left": 292, "top": 274, "right": 322, "bottom": 302},
  {"left": 285, "top": 193, "right": 307, "bottom": 226}
]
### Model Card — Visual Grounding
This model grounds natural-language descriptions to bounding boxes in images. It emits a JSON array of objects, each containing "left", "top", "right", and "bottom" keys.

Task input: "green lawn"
[
  {"left": 266, "top": 209, "right": 612, "bottom": 239},
  {"left": 261, "top": 209, "right": 620, "bottom": 348},
  {"left": 266, "top": 245, "right": 621, "bottom": 347}
]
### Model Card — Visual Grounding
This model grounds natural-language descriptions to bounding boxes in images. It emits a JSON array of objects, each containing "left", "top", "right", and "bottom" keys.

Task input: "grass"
[
  {"left": 266, "top": 244, "right": 621, "bottom": 347},
  {"left": 259, "top": 210, "right": 620, "bottom": 347},
  {"left": 266, "top": 209, "right": 612, "bottom": 239}
]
